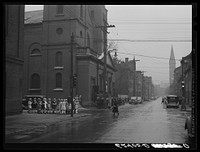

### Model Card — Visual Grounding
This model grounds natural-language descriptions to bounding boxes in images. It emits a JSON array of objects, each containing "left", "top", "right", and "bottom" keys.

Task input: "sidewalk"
[
  {"left": 5, "top": 108, "right": 91, "bottom": 136},
  {"left": 5, "top": 103, "right": 141, "bottom": 136}
]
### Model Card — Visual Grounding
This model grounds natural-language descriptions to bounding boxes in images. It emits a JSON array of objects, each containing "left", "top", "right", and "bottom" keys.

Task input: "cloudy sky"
[{"left": 25, "top": 5, "right": 192, "bottom": 85}]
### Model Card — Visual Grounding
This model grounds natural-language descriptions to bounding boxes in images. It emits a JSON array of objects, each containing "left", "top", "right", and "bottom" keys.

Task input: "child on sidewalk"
[
  {"left": 37, "top": 98, "right": 42, "bottom": 114},
  {"left": 32, "top": 98, "right": 37, "bottom": 113},
  {"left": 47, "top": 98, "right": 52, "bottom": 114},
  {"left": 28, "top": 98, "right": 32, "bottom": 113},
  {"left": 52, "top": 98, "right": 57, "bottom": 114}
]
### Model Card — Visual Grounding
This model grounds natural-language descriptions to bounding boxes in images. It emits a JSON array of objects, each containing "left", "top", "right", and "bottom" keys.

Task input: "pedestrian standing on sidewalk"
[
  {"left": 32, "top": 98, "right": 37, "bottom": 113},
  {"left": 68, "top": 102, "right": 72, "bottom": 115},
  {"left": 28, "top": 98, "right": 32, "bottom": 113},
  {"left": 58, "top": 98, "right": 62, "bottom": 114},
  {"left": 63, "top": 99, "right": 66, "bottom": 114},
  {"left": 37, "top": 98, "right": 42, "bottom": 114},
  {"left": 52, "top": 98, "right": 57, "bottom": 114},
  {"left": 42, "top": 98, "right": 47, "bottom": 114},
  {"left": 47, "top": 98, "right": 52, "bottom": 114},
  {"left": 45, "top": 98, "right": 48, "bottom": 114},
  {"left": 66, "top": 100, "right": 69, "bottom": 114},
  {"left": 73, "top": 98, "right": 76, "bottom": 114}
]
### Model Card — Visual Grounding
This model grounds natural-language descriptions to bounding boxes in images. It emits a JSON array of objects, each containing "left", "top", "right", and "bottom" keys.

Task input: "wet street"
[{"left": 6, "top": 97, "right": 192, "bottom": 144}]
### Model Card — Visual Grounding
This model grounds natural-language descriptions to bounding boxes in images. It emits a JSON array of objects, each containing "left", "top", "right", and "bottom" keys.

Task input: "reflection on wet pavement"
[{"left": 7, "top": 98, "right": 193, "bottom": 145}]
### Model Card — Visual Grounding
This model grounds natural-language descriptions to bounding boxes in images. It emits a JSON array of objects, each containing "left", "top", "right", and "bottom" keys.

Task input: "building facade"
[
  {"left": 23, "top": 5, "right": 116, "bottom": 106},
  {"left": 173, "top": 51, "right": 192, "bottom": 105},
  {"left": 114, "top": 57, "right": 136, "bottom": 97},
  {"left": 5, "top": 5, "right": 25, "bottom": 115},
  {"left": 143, "top": 76, "right": 153, "bottom": 101}
]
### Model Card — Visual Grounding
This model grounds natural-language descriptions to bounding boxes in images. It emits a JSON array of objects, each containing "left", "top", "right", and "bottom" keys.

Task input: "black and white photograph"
[{"left": 4, "top": 4, "right": 197, "bottom": 150}]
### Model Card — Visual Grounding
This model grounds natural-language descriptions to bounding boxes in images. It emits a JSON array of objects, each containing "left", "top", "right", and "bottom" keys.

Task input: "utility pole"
[
  {"left": 96, "top": 22, "right": 115, "bottom": 108},
  {"left": 141, "top": 71, "right": 146, "bottom": 101},
  {"left": 70, "top": 33, "right": 74, "bottom": 117},
  {"left": 133, "top": 58, "right": 140, "bottom": 97}
]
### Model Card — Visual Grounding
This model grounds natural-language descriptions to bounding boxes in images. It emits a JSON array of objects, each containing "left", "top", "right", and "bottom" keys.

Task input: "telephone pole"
[
  {"left": 133, "top": 58, "right": 140, "bottom": 97},
  {"left": 96, "top": 22, "right": 115, "bottom": 108},
  {"left": 141, "top": 71, "right": 146, "bottom": 101},
  {"left": 70, "top": 33, "right": 74, "bottom": 117}
]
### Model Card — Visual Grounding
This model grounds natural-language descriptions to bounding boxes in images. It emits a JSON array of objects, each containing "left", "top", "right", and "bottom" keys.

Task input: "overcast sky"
[{"left": 25, "top": 5, "right": 192, "bottom": 85}]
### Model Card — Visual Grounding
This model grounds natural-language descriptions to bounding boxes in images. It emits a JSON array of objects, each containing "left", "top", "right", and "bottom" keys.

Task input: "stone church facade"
[
  {"left": 23, "top": 5, "right": 116, "bottom": 106},
  {"left": 5, "top": 5, "right": 24, "bottom": 115}
]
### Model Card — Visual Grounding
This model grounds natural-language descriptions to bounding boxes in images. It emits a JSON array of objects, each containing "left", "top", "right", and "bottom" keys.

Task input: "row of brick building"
[{"left": 113, "top": 57, "right": 154, "bottom": 101}]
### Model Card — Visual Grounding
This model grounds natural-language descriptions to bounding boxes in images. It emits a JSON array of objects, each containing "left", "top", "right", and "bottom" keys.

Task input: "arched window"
[
  {"left": 87, "top": 33, "right": 90, "bottom": 47},
  {"left": 31, "top": 49, "right": 41, "bottom": 55},
  {"left": 55, "top": 51, "right": 62, "bottom": 67},
  {"left": 56, "top": 73, "right": 62, "bottom": 88},
  {"left": 31, "top": 73, "right": 40, "bottom": 89},
  {"left": 57, "top": 5, "right": 63, "bottom": 14}
]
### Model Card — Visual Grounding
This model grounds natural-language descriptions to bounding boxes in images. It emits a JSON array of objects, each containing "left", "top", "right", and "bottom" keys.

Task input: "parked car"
[
  {"left": 185, "top": 115, "right": 195, "bottom": 138},
  {"left": 137, "top": 97, "right": 143, "bottom": 104},
  {"left": 22, "top": 95, "right": 46, "bottom": 109},
  {"left": 129, "top": 97, "right": 138, "bottom": 104},
  {"left": 165, "top": 95, "right": 179, "bottom": 108}
]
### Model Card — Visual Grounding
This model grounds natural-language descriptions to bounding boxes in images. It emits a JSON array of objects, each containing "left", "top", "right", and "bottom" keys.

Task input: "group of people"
[{"left": 27, "top": 96, "right": 81, "bottom": 115}]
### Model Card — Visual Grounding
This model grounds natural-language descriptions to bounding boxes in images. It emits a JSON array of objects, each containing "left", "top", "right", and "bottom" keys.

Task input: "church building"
[
  {"left": 169, "top": 45, "right": 176, "bottom": 86},
  {"left": 23, "top": 5, "right": 117, "bottom": 106}
]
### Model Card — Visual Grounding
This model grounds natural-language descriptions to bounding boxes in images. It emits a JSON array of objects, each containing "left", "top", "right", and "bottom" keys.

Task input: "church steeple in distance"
[{"left": 169, "top": 44, "right": 176, "bottom": 86}]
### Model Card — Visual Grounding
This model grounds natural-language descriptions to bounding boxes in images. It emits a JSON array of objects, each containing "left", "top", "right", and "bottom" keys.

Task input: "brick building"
[
  {"left": 5, "top": 5, "right": 25, "bottom": 115},
  {"left": 173, "top": 51, "right": 192, "bottom": 106},
  {"left": 114, "top": 57, "right": 136, "bottom": 97},
  {"left": 23, "top": 5, "right": 116, "bottom": 106}
]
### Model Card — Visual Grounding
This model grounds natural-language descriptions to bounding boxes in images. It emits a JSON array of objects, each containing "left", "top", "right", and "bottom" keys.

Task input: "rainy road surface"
[{"left": 6, "top": 97, "right": 192, "bottom": 144}]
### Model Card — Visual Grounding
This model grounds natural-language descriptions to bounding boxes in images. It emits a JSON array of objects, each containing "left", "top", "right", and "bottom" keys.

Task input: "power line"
[
  {"left": 110, "top": 21, "right": 191, "bottom": 24},
  {"left": 75, "top": 36, "right": 191, "bottom": 43},
  {"left": 108, "top": 39, "right": 191, "bottom": 42},
  {"left": 116, "top": 51, "right": 181, "bottom": 61}
]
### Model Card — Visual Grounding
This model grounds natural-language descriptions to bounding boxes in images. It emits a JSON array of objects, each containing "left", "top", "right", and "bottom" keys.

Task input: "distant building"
[
  {"left": 169, "top": 45, "right": 176, "bottom": 86},
  {"left": 5, "top": 5, "right": 25, "bottom": 115},
  {"left": 143, "top": 76, "right": 153, "bottom": 100},
  {"left": 135, "top": 71, "right": 143, "bottom": 97},
  {"left": 183, "top": 52, "right": 192, "bottom": 105},
  {"left": 173, "top": 51, "right": 192, "bottom": 105},
  {"left": 23, "top": 5, "right": 116, "bottom": 106},
  {"left": 114, "top": 57, "right": 136, "bottom": 97},
  {"left": 173, "top": 66, "right": 182, "bottom": 97}
]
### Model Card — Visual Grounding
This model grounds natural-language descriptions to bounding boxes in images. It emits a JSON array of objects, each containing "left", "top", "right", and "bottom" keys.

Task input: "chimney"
[{"left": 125, "top": 58, "right": 129, "bottom": 63}]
